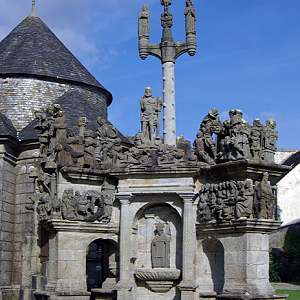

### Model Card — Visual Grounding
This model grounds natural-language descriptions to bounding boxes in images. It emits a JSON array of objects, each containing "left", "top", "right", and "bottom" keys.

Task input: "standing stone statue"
[
  {"left": 184, "top": 0, "right": 197, "bottom": 35},
  {"left": 34, "top": 108, "right": 49, "bottom": 163},
  {"left": 250, "top": 118, "right": 263, "bottom": 160},
  {"left": 151, "top": 223, "right": 170, "bottom": 268},
  {"left": 138, "top": 5, "right": 150, "bottom": 39},
  {"left": 262, "top": 118, "right": 278, "bottom": 163},
  {"left": 139, "top": 87, "right": 162, "bottom": 145},
  {"left": 235, "top": 180, "right": 254, "bottom": 218},
  {"left": 254, "top": 172, "right": 276, "bottom": 219},
  {"left": 194, "top": 108, "right": 222, "bottom": 164}
]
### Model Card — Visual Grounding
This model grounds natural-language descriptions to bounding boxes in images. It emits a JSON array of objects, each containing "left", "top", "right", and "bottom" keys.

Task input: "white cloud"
[{"left": 260, "top": 111, "right": 278, "bottom": 118}]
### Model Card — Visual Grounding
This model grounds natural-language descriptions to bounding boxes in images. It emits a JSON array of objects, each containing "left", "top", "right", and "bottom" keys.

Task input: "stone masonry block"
[
  {"left": 0, "top": 211, "right": 14, "bottom": 222},
  {"left": 225, "top": 264, "right": 246, "bottom": 280},
  {"left": 57, "top": 261, "right": 87, "bottom": 278},
  {"left": 221, "top": 236, "right": 246, "bottom": 251},
  {"left": 246, "top": 264, "right": 257, "bottom": 279},
  {"left": 58, "top": 249, "right": 86, "bottom": 261},
  {"left": 256, "top": 264, "right": 269, "bottom": 279},
  {"left": 225, "top": 251, "right": 246, "bottom": 264},
  {"left": 0, "top": 269, "right": 12, "bottom": 285},
  {"left": 0, "top": 250, "right": 14, "bottom": 261},
  {"left": 247, "top": 251, "right": 269, "bottom": 265}
]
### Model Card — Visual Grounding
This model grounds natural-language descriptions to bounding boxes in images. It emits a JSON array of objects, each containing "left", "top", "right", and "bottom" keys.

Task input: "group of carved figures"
[
  {"left": 34, "top": 172, "right": 115, "bottom": 222},
  {"left": 193, "top": 108, "right": 278, "bottom": 165},
  {"left": 198, "top": 172, "right": 276, "bottom": 221},
  {"left": 34, "top": 102, "right": 279, "bottom": 172},
  {"left": 34, "top": 98, "right": 198, "bottom": 170},
  {"left": 35, "top": 104, "right": 125, "bottom": 169},
  {"left": 139, "top": 0, "right": 196, "bottom": 38}
]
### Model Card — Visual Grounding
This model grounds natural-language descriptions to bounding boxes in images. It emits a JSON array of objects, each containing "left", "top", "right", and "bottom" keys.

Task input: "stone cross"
[
  {"left": 161, "top": 0, "right": 172, "bottom": 12},
  {"left": 138, "top": 0, "right": 197, "bottom": 146}
]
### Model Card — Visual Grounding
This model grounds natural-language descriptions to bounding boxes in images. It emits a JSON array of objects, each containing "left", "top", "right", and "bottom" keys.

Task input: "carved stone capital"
[
  {"left": 116, "top": 194, "right": 132, "bottom": 205},
  {"left": 178, "top": 192, "right": 197, "bottom": 203}
]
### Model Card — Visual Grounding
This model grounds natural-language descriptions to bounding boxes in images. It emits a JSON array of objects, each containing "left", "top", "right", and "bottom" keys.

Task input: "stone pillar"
[
  {"left": 116, "top": 194, "right": 134, "bottom": 299},
  {"left": 222, "top": 231, "right": 275, "bottom": 297},
  {"left": 49, "top": 231, "right": 91, "bottom": 299},
  {"left": 162, "top": 61, "right": 176, "bottom": 146},
  {"left": 178, "top": 193, "right": 198, "bottom": 300},
  {"left": 196, "top": 220, "right": 283, "bottom": 300}
]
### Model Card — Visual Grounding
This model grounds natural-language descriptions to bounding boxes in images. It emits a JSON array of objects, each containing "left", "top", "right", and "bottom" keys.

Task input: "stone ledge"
[
  {"left": 43, "top": 219, "right": 119, "bottom": 234},
  {"left": 202, "top": 159, "right": 291, "bottom": 181},
  {"left": 216, "top": 293, "right": 288, "bottom": 300},
  {"left": 196, "top": 219, "right": 282, "bottom": 235}
]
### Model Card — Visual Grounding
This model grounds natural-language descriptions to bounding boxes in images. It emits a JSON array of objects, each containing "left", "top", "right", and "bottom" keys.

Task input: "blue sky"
[{"left": 0, "top": 0, "right": 300, "bottom": 150}]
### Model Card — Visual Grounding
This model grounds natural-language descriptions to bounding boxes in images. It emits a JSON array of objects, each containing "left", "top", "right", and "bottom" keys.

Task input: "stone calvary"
[{"left": 0, "top": 1, "right": 290, "bottom": 300}]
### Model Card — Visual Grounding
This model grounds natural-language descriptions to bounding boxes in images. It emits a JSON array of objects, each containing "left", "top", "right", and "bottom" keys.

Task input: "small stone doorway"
[{"left": 86, "top": 239, "right": 110, "bottom": 291}]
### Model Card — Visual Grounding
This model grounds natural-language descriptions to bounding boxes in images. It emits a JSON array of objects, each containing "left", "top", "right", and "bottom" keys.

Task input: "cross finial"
[
  {"left": 160, "top": 0, "right": 172, "bottom": 13},
  {"left": 30, "top": 0, "right": 38, "bottom": 17}
]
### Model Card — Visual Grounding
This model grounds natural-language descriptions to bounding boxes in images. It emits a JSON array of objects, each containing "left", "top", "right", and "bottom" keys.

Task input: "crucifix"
[
  {"left": 138, "top": 0, "right": 197, "bottom": 146},
  {"left": 160, "top": 0, "right": 172, "bottom": 13}
]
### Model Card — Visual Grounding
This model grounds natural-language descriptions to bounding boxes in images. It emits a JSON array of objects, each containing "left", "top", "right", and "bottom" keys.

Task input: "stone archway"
[
  {"left": 86, "top": 239, "right": 118, "bottom": 292},
  {"left": 202, "top": 238, "right": 225, "bottom": 293}
]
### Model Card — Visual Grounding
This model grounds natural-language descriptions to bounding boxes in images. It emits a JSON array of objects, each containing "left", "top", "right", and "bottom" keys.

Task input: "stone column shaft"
[
  {"left": 116, "top": 194, "right": 133, "bottom": 299},
  {"left": 178, "top": 193, "right": 197, "bottom": 299},
  {"left": 163, "top": 61, "right": 176, "bottom": 146}
]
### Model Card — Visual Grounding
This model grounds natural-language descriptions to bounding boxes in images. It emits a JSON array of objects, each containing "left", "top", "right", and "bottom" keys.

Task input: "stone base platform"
[
  {"left": 33, "top": 291, "right": 91, "bottom": 300},
  {"left": 199, "top": 293, "right": 288, "bottom": 300}
]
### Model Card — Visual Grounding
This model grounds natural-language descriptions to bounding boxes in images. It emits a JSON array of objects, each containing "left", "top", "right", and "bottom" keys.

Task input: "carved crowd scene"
[
  {"left": 197, "top": 172, "right": 276, "bottom": 222},
  {"left": 35, "top": 172, "right": 116, "bottom": 222},
  {"left": 193, "top": 108, "right": 278, "bottom": 165}
]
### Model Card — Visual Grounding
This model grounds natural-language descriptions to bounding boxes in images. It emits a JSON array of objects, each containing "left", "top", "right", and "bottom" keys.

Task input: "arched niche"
[
  {"left": 201, "top": 238, "right": 225, "bottom": 293},
  {"left": 133, "top": 202, "right": 182, "bottom": 270},
  {"left": 86, "top": 239, "right": 119, "bottom": 292}
]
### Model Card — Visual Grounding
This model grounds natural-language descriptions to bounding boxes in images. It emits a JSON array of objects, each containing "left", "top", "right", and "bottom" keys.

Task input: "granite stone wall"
[
  {"left": 0, "top": 144, "right": 17, "bottom": 287},
  {"left": 14, "top": 149, "right": 40, "bottom": 288},
  {"left": 0, "top": 77, "right": 108, "bottom": 131}
]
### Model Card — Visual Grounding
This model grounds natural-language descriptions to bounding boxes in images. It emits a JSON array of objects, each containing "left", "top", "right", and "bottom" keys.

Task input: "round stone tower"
[{"left": 0, "top": 8, "right": 112, "bottom": 133}]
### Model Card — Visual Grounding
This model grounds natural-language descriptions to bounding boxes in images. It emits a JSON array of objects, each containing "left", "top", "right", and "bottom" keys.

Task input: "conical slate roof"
[
  {"left": 0, "top": 112, "right": 17, "bottom": 138},
  {"left": 0, "top": 13, "right": 112, "bottom": 104}
]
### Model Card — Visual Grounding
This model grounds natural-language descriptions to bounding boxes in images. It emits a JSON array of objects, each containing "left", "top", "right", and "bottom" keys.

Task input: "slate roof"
[
  {"left": 0, "top": 112, "right": 17, "bottom": 138},
  {"left": 20, "top": 90, "right": 132, "bottom": 145},
  {"left": 0, "top": 13, "right": 112, "bottom": 105}
]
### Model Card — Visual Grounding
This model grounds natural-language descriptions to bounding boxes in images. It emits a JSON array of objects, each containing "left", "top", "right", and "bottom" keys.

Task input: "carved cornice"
[
  {"left": 43, "top": 219, "right": 119, "bottom": 234},
  {"left": 201, "top": 159, "right": 291, "bottom": 182},
  {"left": 196, "top": 219, "right": 282, "bottom": 235}
]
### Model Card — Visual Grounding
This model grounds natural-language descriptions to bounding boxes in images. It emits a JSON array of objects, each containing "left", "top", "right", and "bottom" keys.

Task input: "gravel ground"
[{"left": 271, "top": 282, "right": 300, "bottom": 291}]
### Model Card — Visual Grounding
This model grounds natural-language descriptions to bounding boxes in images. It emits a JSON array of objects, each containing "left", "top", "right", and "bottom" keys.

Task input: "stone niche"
[{"left": 133, "top": 202, "right": 182, "bottom": 299}]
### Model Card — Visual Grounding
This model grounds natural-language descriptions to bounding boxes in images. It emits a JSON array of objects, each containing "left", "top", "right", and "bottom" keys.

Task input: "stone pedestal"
[
  {"left": 39, "top": 220, "right": 118, "bottom": 300},
  {"left": 197, "top": 219, "right": 283, "bottom": 300}
]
